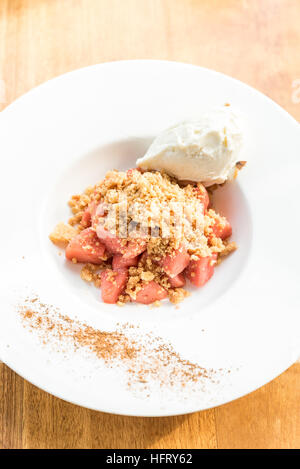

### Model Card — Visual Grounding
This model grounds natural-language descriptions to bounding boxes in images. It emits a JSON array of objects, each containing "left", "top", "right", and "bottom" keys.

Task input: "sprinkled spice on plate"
[{"left": 18, "top": 296, "right": 223, "bottom": 390}]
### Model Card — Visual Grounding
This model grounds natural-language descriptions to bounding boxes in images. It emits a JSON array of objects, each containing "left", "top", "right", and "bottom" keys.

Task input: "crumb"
[
  {"left": 150, "top": 300, "right": 162, "bottom": 308},
  {"left": 217, "top": 242, "right": 237, "bottom": 264},
  {"left": 168, "top": 288, "right": 190, "bottom": 304},
  {"left": 68, "top": 213, "right": 83, "bottom": 226},
  {"left": 236, "top": 161, "right": 247, "bottom": 170},
  {"left": 141, "top": 271, "right": 155, "bottom": 282},
  {"left": 49, "top": 222, "right": 77, "bottom": 247},
  {"left": 80, "top": 263, "right": 105, "bottom": 283}
]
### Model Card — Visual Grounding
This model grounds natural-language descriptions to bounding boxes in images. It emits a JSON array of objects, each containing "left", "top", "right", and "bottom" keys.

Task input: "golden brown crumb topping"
[
  {"left": 68, "top": 169, "right": 229, "bottom": 259},
  {"left": 217, "top": 241, "right": 237, "bottom": 264},
  {"left": 49, "top": 222, "right": 78, "bottom": 246}
]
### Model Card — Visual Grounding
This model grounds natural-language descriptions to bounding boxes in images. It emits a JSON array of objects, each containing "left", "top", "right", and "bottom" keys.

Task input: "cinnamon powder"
[{"left": 18, "top": 296, "right": 219, "bottom": 390}]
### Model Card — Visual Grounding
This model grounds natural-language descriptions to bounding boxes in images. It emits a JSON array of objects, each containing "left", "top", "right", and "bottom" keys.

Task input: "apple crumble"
[{"left": 50, "top": 168, "right": 236, "bottom": 305}]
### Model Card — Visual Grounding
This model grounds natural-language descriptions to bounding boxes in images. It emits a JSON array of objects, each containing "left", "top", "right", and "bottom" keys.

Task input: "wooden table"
[{"left": 0, "top": 0, "right": 299, "bottom": 449}]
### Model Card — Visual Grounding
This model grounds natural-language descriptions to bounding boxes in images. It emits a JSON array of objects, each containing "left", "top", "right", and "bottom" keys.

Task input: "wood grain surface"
[{"left": 0, "top": 0, "right": 299, "bottom": 449}]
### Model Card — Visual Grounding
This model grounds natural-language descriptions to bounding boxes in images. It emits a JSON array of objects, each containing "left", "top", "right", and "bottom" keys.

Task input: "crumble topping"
[
  {"left": 69, "top": 169, "right": 227, "bottom": 259},
  {"left": 49, "top": 222, "right": 78, "bottom": 246},
  {"left": 217, "top": 241, "right": 237, "bottom": 264},
  {"left": 168, "top": 288, "right": 190, "bottom": 304}
]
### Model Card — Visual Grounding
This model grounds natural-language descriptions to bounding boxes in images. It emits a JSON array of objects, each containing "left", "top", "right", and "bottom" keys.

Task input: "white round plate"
[{"left": 0, "top": 61, "right": 299, "bottom": 417}]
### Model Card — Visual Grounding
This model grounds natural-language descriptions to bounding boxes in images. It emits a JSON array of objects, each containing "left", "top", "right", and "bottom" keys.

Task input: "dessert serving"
[
  {"left": 50, "top": 107, "right": 244, "bottom": 306},
  {"left": 3, "top": 58, "right": 298, "bottom": 418}
]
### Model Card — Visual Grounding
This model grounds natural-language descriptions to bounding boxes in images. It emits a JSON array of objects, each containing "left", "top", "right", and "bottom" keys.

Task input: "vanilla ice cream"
[{"left": 137, "top": 107, "right": 244, "bottom": 186}]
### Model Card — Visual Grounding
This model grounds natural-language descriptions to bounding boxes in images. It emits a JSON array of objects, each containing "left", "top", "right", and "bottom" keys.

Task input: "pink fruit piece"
[
  {"left": 123, "top": 239, "right": 147, "bottom": 259},
  {"left": 112, "top": 254, "right": 139, "bottom": 271},
  {"left": 211, "top": 216, "right": 232, "bottom": 239},
  {"left": 91, "top": 202, "right": 108, "bottom": 228},
  {"left": 96, "top": 224, "right": 126, "bottom": 254},
  {"left": 81, "top": 200, "right": 99, "bottom": 228},
  {"left": 81, "top": 209, "right": 91, "bottom": 228},
  {"left": 168, "top": 272, "right": 186, "bottom": 288},
  {"left": 185, "top": 254, "right": 217, "bottom": 287},
  {"left": 65, "top": 228, "right": 106, "bottom": 264},
  {"left": 100, "top": 269, "right": 128, "bottom": 304},
  {"left": 135, "top": 281, "right": 168, "bottom": 305},
  {"left": 160, "top": 247, "right": 190, "bottom": 278}
]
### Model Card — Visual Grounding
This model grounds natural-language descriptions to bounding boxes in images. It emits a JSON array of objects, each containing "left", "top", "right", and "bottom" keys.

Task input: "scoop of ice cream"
[{"left": 137, "top": 107, "right": 244, "bottom": 186}]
